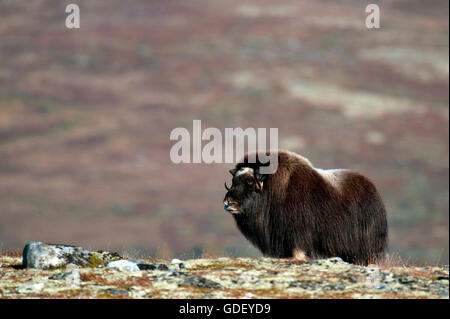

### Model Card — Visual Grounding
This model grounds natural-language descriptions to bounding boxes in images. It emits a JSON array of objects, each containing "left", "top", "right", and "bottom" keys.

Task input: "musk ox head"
[{"left": 223, "top": 166, "right": 266, "bottom": 214}]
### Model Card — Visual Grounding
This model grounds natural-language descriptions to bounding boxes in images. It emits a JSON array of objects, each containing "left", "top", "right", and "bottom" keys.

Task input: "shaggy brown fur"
[{"left": 223, "top": 150, "right": 388, "bottom": 265}]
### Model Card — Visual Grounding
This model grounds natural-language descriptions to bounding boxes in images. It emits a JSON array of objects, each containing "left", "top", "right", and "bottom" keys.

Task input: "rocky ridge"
[{"left": 0, "top": 242, "right": 448, "bottom": 299}]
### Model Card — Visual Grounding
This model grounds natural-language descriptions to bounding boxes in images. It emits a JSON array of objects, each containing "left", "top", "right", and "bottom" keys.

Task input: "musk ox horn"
[
  {"left": 224, "top": 181, "right": 231, "bottom": 191},
  {"left": 255, "top": 180, "right": 263, "bottom": 192},
  {"left": 253, "top": 170, "right": 264, "bottom": 193}
]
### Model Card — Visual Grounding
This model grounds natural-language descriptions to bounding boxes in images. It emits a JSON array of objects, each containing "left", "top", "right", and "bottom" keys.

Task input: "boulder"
[
  {"left": 22, "top": 241, "right": 121, "bottom": 269},
  {"left": 106, "top": 260, "right": 140, "bottom": 272},
  {"left": 182, "top": 276, "right": 222, "bottom": 289}
]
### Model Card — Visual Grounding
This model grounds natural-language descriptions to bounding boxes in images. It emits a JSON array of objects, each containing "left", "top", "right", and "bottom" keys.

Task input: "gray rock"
[
  {"left": 327, "top": 257, "right": 346, "bottom": 264},
  {"left": 237, "top": 273, "right": 259, "bottom": 284},
  {"left": 306, "top": 257, "right": 348, "bottom": 266},
  {"left": 23, "top": 242, "right": 91, "bottom": 269},
  {"left": 439, "top": 289, "right": 449, "bottom": 297},
  {"left": 106, "top": 260, "right": 140, "bottom": 272},
  {"left": 345, "top": 275, "right": 359, "bottom": 283},
  {"left": 165, "top": 269, "right": 184, "bottom": 277},
  {"left": 157, "top": 264, "right": 169, "bottom": 271},
  {"left": 137, "top": 263, "right": 157, "bottom": 270},
  {"left": 182, "top": 276, "right": 222, "bottom": 289},
  {"left": 126, "top": 259, "right": 157, "bottom": 271},
  {"left": 171, "top": 259, "right": 182, "bottom": 264},
  {"left": 49, "top": 269, "right": 81, "bottom": 283},
  {"left": 128, "top": 261, "right": 169, "bottom": 271},
  {"left": 103, "top": 288, "right": 129, "bottom": 297},
  {"left": 17, "top": 282, "right": 45, "bottom": 293},
  {"left": 289, "top": 280, "right": 320, "bottom": 290},
  {"left": 65, "top": 263, "right": 79, "bottom": 269},
  {"left": 22, "top": 241, "right": 122, "bottom": 269}
]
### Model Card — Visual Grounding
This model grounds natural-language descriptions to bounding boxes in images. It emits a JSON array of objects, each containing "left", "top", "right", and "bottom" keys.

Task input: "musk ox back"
[{"left": 223, "top": 150, "right": 388, "bottom": 265}]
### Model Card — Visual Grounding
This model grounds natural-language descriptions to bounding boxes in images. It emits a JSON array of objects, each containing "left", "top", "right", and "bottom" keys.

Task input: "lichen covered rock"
[{"left": 22, "top": 241, "right": 121, "bottom": 269}]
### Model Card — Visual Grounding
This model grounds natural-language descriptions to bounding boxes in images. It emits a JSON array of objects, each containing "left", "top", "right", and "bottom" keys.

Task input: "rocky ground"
[{"left": 0, "top": 244, "right": 448, "bottom": 299}]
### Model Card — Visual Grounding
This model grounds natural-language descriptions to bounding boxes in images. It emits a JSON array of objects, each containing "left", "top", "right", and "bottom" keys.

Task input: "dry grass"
[
  {"left": 106, "top": 274, "right": 153, "bottom": 288},
  {"left": 376, "top": 253, "right": 414, "bottom": 269},
  {"left": 80, "top": 272, "right": 109, "bottom": 285},
  {"left": 2, "top": 252, "right": 22, "bottom": 258}
]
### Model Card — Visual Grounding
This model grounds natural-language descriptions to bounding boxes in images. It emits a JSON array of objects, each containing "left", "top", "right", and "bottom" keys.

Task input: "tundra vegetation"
[{"left": 0, "top": 243, "right": 448, "bottom": 299}]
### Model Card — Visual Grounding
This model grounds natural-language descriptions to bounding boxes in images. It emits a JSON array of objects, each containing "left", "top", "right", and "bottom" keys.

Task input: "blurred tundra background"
[{"left": 0, "top": 0, "right": 448, "bottom": 264}]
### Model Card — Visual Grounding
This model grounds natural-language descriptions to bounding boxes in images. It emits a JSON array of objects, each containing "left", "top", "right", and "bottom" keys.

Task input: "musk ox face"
[{"left": 223, "top": 167, "right": 264, "bottom": 214}]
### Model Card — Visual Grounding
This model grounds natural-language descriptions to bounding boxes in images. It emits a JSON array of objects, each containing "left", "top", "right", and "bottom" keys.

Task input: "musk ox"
[{"left": 223, "top": 150, "right": 388, "bottom": 265}]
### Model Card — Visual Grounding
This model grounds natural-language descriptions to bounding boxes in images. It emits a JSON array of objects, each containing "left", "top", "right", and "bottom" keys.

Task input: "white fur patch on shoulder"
[
  {"left": 235, "top": 167, "right": 254, "bottom": 177},
  {"left": 315, "top": 168, "right": 348, "bottom": 191}
]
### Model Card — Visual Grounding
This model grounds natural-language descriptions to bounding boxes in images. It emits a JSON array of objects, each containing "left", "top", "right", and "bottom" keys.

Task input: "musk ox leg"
[{"left": 292, "top": 249, "right": 310, "bottom": 262}]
